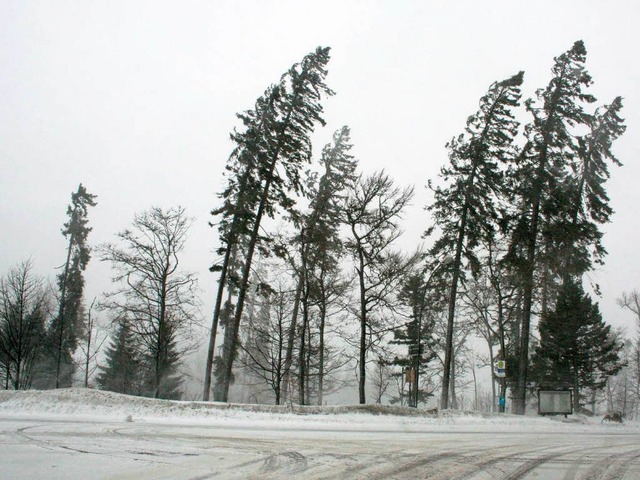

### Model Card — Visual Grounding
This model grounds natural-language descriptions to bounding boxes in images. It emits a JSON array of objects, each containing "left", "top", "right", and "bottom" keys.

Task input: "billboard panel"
[{"left": 538, "top": 390, "right": 573, "bottom": 415}]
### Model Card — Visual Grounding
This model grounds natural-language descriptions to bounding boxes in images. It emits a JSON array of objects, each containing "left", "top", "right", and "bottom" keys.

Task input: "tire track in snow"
[
  {"left": 328, "top": 443, "right": 520, "bottom": 480},
  {"left": 576, "top": 448, "right": 640, "bottom": 480},
  {"left": 500, "top": 441, "right": 640, "bottom": 480},
  {"left": 13, "top": 423, "right": 175, "bottom": 465}
]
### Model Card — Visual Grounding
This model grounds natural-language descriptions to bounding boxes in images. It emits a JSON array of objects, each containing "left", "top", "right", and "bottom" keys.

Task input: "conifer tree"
[
  {"left": 96, "top": 320, "right": 142, "bottom": 395},
  {"left": 390, "top": 270, "right": 444, "bottom": 406},
  {"left": 426, "top": 72, "right": 523, "bottom": 409},
  {"left": 287, "top": 126, "right": 357, "bottom": 405},
  {"left": 213, "top": 47, "right": 333, "bottom": 402},
  {"left": 531, "top": 279, "right": 623, "bottom": 411},
  {"left": 49, "top": 184, "right": 97, "bottom": 388},
  {"left": 203, "top": 88, "right": 278, "bottom": 401},
  {"left": 508, "top": 41, "right": 624, "bottom": 413},
  {"left": 554, "top": 97, "right": 626, "bottom": 276}
]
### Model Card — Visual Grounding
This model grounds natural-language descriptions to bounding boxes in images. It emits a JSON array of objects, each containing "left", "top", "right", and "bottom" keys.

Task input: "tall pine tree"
[
  {"left": 508, "top": 41, "right": 624, "bottom": 413},
  {"left": 287, "top": 126, "right": 357, "bottom": 405},
  {"left": 426, "top": 72, "right": 523, "bottom": 409},
  {"left": 213, "top": 47, "right": 333, "bottom": 402},
  {"left": 203, "top": 88, "right": 278, "bottom": 401},
  {"left": 48, "top": 184, "right": 97, "bottom": 388}
]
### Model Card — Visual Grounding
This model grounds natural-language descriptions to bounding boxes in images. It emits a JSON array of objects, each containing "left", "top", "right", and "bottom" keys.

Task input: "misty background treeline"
[{"left": 3, "top": 41, "right": 639, "bottom": 417}]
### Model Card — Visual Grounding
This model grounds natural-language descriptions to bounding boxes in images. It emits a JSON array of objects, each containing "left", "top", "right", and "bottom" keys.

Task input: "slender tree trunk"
[
  {"left": 450, "top": 347, "right": 457, "bottom": 408},
  {"left": 218, "top": 125, "right": 290, "bottom": 402},
  {"left": 55, "top": 237, "right": 74, "bottom": 388},
  {"left": 298, "top": 230, "right": 310, "bottom": 405},
  {"left": 441, "top": 206, "right": 467, "bottom": 409},
  {"left": 497, "top": 295, "right": 507, "bottom": 413},
  {"left": 317, "top": 296, "right": 326, "bottom": 406},
  {"left": 515, "top": 220, "right": 538, "bottom": 414},
  {"left": 357, "top": 250, "right": 367, "bottom": 404},
  {"left": 204, "top": 244, "right": 232, "bottom": 401},
  {"left": 283, "top": 283, "right": 301, "bottom": 403},
  {"left": 275, "top": 305, "right": 284, "bottom": 406},
  {"left": 488, "top": 348, "right": 496, "bottom": 412},
  {"left": 206, "top": 244, "right": 238, "bottom": 401},
  {"left": 84, "top": 317, "right": 91, "bottom": 388},
  {"left": 298, "top": 304, "right": 307, "bottom": 405},
  {"left": 305, "top": 319, "right": 312, "bottom": 403}
]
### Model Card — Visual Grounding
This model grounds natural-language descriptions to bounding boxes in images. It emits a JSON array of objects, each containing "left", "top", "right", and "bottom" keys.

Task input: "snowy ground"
[{"left": 1, "top": 389, "right": 639, "bottom": 479}]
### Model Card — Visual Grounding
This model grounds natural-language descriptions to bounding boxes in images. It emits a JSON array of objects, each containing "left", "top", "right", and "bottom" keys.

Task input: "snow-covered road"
[
  {"left": 3, "top": 416, "right": 640, "bottom": 479},
  {"left": 2, "top": 389, "right": 640, "bottom": 479}
]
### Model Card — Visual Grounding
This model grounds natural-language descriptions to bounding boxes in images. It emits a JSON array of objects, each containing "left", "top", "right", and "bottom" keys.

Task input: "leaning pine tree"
[
  {"left": 284, "top": 125, "right": 357, "bottom": 405},
  {"left": 508, "top": 41, "right": 624, "bottom": 414},
  {"left": 553, "top": 96, "right": 626, "bottom": 277},
  {"left": 208, "top": 47, "right": 333, "bottom": 402},
  {"left": 202, "top": 89, "right": 275, "bottom": 401},
  {"left": 426, "top": 72, "right": 523, "bottom": 409}
]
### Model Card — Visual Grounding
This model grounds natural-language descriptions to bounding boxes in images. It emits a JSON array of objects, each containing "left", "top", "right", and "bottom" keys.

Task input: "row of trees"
[
  {"left": 1, "top": 41, "right": 631, "bottom": 414},
  {"left": 203, "top": 41, "right": 627, "bottom": 412},
  {"left": 0, "top": 186, "right": 200, "bottom": 399},
  {"left": 0, "top": 185, "right": 97, "bottom": 390}
]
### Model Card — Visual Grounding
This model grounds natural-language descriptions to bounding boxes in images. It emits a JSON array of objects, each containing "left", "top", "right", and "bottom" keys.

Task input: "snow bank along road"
[
  {"left": 2, "top": 416, "right": 640, "bottom": 479},
  {"left": 1, "top": 389, "right": 640, "bottom": 479}
]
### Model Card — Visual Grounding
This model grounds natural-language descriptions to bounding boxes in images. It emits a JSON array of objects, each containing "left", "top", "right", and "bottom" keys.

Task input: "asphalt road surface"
[{"left": 2, "top": 418, "right": 639, "bottom": 479}]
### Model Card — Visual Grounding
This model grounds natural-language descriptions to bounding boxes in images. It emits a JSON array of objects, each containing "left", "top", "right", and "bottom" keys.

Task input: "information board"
[{"left": 538, "top": 390, "right": 573, "bottom": 415}]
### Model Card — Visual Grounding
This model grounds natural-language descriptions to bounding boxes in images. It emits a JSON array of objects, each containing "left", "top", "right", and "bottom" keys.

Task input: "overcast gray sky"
[{"left": 2, "top": 0, "right": 639, "bottom": 339}]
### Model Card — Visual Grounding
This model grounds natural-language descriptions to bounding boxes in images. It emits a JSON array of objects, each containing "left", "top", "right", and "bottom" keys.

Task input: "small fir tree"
[
  {"left": 531, "top": 279, "right": 623, "bottom": 411},
  {"left": 96, "top": 320, "right": 142, "bottom": 395}
]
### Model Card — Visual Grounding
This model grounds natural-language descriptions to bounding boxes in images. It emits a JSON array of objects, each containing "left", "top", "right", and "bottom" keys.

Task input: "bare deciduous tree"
[
  {"left": 0, "top": 260, "right": 50, "bottom": 390},
  {"left": 77, "top": 298, "right": 107, "bottom": 387},
  {"left": 99, "top": 206, "right": 200, "bottom": 399},
  {"left": 344, "top": 171, "right": 415, "bottom": 404}
]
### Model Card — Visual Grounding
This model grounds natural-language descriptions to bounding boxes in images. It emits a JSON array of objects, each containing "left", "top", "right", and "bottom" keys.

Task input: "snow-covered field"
[{"left": 1, "top": 388, "right": 639, "bottom": 479}]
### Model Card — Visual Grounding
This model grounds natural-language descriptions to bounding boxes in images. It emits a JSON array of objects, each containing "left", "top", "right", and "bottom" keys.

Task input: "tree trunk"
[
  {"left": 515, "top": 72, "right": 565, "bottom": 413},
  {"left": 283, "top": 283, "right": 301, "bottom": 403},
  {"left": 357, "top": 250, "right": 367, "bottom": 404},
  {"left": 84, "top": 320, "right": 91, "bottom": 388},
  {"left": 441, "top": 154, "right": 481, "bottom": 409},
  {"left": 298, "top": 230, "right": 310, "bottom": 405},
  {"left": 450, "top": 348, "right": 457, "bottom": 408},
  {"left": 55, "top": 235, "right": 74, "bottom": 389},
  {"left": 204, "top": 243, "right": 233, "bottom": 401},
  {"left": 317, "top": 295, "right": 326, "bottom": 406},
  {"left": 218, "top": 116, "right": 292, "bottom": 401}
]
